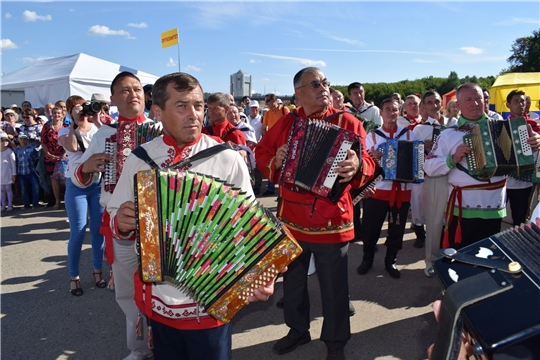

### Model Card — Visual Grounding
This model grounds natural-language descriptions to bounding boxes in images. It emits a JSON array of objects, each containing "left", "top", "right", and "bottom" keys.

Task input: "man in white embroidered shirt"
[{"left": 106, "top": 72, "right": 275, "bottom": 360}]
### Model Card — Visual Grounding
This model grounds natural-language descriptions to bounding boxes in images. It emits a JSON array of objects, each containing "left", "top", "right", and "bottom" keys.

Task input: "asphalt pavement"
[{"left": 2, "top": 189, "right": 465, "bottom": 360}]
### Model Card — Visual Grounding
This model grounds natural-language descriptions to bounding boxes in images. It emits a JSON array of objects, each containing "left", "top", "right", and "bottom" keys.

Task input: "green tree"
[{"left": 503, "top": 29, "right": 540, "bottom": 73}]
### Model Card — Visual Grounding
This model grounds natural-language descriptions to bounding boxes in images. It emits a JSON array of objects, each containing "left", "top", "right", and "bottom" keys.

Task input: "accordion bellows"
[
  {"left": 463, "top": 117, "right": 534, "bottom": 180},
  {"left": 135, "top": 169, "right": 302, "bottom": 323}
]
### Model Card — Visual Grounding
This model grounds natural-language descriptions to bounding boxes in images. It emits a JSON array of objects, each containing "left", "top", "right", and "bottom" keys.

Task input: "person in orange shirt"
[{"left": 261, "top": 93, "right": 290, "bottom": 196}]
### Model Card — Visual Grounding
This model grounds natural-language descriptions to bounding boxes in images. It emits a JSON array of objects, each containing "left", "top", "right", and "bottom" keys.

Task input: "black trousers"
[
  {"left": 283, "top": 240, "right": 350, "bottom": 349},
  {"left": 362, "top": 197, "right": 410, "bottom": 253},
  {"left": 446, "top": 216, "right": 502, "bottom": 250},
  {"left": 507, "top": 186, "right": 533, "bottom": 226},
  {"left": 353, "top": 201, "right": 362, "bottom": 240}
]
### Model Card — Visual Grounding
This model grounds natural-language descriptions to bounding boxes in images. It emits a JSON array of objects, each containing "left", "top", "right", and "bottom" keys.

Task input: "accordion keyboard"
[
  {"left": 237, "top": 263, "right": 280, "bottom": 302},
  {"left": 104, "top": 140, "right": 117, "bottom": 188}
]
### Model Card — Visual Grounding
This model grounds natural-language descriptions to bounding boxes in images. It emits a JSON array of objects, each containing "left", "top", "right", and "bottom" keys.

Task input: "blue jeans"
[
  {"left": 19, "top": 172, "right": 40, "bottom": 206},
  {"left": 65, "top": 178, "right": 104, "bottom": 278},
  {"left": 150, "top": 320, "right": 231, "bottom": 360}
]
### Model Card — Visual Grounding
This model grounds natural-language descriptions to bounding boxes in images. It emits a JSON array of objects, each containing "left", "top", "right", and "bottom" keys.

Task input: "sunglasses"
[
  {"left": 22, "top": 116, "right": 32, "bottom": 119},
  {"left": 296, "top": 80, "right": 330, "bottom": 90}
]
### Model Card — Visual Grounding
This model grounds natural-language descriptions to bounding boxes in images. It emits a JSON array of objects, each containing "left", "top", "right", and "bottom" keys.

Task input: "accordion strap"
[{"left": 131, "top": 143, "right": 234, "bottom": 170}]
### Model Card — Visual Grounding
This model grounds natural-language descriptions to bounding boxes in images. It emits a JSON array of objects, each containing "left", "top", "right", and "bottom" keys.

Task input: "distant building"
[{"left": 230, "top": 70, "right": 252, "bottom": 100}]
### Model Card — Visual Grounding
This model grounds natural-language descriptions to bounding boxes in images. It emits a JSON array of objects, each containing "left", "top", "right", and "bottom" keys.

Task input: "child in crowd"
[
  {"left": 0, "top": 133, "right": 16, "bottom": 211},
  {"left": 13, "top": 133, "right": 40, "bottom": 209}
]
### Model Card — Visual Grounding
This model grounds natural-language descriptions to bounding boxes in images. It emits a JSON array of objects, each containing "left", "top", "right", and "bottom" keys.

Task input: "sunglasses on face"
[{"left": 296, "top": 80, "right": 330, "bottom": 90}]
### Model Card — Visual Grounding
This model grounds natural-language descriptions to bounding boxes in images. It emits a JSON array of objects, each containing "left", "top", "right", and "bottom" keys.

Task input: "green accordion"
[{"left": 463, "top": 117, "right": 534, "bottom": 180}]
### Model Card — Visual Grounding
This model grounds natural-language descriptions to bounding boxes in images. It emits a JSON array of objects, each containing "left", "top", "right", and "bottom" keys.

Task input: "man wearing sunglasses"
[{"left": 256, "top": 67, "right": 376, "bottom": 360}]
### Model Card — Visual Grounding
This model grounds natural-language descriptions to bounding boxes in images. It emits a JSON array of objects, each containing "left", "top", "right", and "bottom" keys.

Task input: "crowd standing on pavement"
[{"left": 1, "top": 67, "right": 540, "bottom": 360}]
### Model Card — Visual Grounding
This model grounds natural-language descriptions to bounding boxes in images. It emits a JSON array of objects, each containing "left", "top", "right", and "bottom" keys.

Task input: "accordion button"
[
  {"left": 123, "top": 148, "right": 132, "bottom": 156},
  {"left": 508, "top": 261, "right": 522, "bottom": 272}
]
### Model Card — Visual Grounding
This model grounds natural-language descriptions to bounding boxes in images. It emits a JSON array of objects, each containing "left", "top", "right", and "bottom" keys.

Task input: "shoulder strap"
[
  {"left": 395, "top": 128, "right": 409, "bottom": 140},
  {"left": 205, "top": 125, "right": 214, "bottom": 136},
  {"left": 72, "top": 123, "right": 87, "bottom": 153},
  {"left": 374, "top": 129, "right": 389, "bottom": 140},
  {"left": 131, "top": 143, "right": 234, "bottom": 171},
  {"left": 131, "top": 146, "right": 159, "bottom": 169},
  {"left": 359, "top": 104, "right": 374, "bottom": 114},
  {"left": 169, "top": 143, "right": 234, "bottom": 170}
]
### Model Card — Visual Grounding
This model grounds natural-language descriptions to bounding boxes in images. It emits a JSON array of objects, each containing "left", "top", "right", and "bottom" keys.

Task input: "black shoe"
[
  {"left": 276, "top": 297, "right": 284, "bottom": 309},
  {"left": 262, "top": 190, "right": 274, "bottom": 197},
  {"left": 349, "top": 301, "right": 355, "bottom": 317},
  {"left": 413, "top": 238, "right": 425, "bottom": 248},
  {"left": 24, "top": 204, "right": 31, "bottom": 209},
  {"left": 356, "top": 258, "right": 373, "bottom": 275},
  {"left": 385, "top": 263, "right": 401, "bottom": 279},
  {"left": 273, "top": 333, "right": 311, "bottom": 355},
  {"left": 326, "top": 348, "right": 345, "bottom": 360}
]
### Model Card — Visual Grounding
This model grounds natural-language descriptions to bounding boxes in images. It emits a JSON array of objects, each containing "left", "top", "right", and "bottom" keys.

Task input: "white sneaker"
[
  {"left": 307, "top": 253, "right": 316, "bottom": 276},
  {"left": 122, "top": 352, "right": 153, "bottom": 360}
]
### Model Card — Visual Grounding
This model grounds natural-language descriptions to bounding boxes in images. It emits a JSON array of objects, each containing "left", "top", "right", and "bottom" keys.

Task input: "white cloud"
[
  {"left": 186, "top": 64, "right": 202, "bottom": 72},
  {"left": 22, "top": 10, "right": 52, "bottom": 22},
  {"left": 88, "top": 25, "right": 131, "bottom": 38},
  {"left": 494, "top": 17, "right": 540, "bottom": 26},
  {"left": 1, "top": 39, "right": 18, "bottom": 50},
  {"left": 246, "top": 53, "right": 326, "bottom": 67},
  {"left": 5, "top": 13, "right": 12, "bottom": 19},
  {"left": 128, "top": 22, "right": 147, "bottom": 28},
  {"left": 166, "top": 58, "right": 177, "bottom": 67},
  {"left": 325, "top": 34, "right": 363, "bottom": 46},
  {"left": 261, "top": 78, "right": 269, "bottom": 81},
  {"left": 249, "top": 59, "right": 260, "bottom": 64},
  {"left": 460, "top": 47, "right": 483, "bottom": 55}
]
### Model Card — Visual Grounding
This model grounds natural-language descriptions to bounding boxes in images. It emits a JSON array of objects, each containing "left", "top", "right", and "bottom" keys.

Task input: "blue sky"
[{"left": 1, "top": 1, "right": 539, "bottom": 96}]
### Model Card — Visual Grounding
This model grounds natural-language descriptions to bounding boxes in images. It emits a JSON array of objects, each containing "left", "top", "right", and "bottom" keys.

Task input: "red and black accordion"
[
  {"left": 104, "top": 121, "right": 163, "bottom": 192},
  {"left": 135, "top": 168, "right": 302, "bottom": 323},
  {"left": 279, "top": 115, "right": 361, "bottom": 202},
  {"left": 432, "top": 222, "right": 540, "bottom": 359}
]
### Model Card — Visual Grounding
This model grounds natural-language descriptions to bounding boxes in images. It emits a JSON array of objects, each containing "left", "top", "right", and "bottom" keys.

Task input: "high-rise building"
[{"left": 230, "top": 70, "right": 252, "bottom": 99}]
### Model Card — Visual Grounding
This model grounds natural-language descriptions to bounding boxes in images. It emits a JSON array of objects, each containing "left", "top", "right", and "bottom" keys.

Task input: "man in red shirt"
[
  {"left": 203, "top": 92, "right": 247, "bottom": 146},
  {"left": 256, "top": 67, "right": 375, "bottom": 360}
]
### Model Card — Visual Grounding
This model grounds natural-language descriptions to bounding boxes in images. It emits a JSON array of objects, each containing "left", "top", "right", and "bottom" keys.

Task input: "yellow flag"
[{"left": 161, "top": 28, "right": 179, "bottom": 49}]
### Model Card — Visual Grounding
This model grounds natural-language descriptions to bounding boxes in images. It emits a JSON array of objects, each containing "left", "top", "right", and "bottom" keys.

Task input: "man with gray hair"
[{"left": 256, "top": 67, "right": 376, "bottom": 360}]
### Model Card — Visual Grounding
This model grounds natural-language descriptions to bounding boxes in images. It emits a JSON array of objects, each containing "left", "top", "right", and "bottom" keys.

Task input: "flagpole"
[{"left": 176, "top": 28, "right": 180, "bottom": 72}]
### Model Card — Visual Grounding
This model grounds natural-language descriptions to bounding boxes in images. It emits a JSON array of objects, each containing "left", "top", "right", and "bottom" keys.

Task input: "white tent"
[{"left": 0, "top": 53, "right": 159, "bottom": 107}]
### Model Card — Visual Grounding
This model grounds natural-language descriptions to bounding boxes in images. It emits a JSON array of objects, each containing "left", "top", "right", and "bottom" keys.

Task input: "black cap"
[{"left": 143, "top": 84, "right": 153, "bottom": 94}]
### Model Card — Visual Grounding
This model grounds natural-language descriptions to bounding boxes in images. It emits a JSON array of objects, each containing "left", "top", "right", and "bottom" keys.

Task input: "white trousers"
[
  {"left": 410, "top": 182, "right": 425, "bottom": 226},
  {"left": 112, "top": 239, "right": 151, "bottom": 355},
  {"left": 422, "top": 175, "right": 448, "bottom": 268}
]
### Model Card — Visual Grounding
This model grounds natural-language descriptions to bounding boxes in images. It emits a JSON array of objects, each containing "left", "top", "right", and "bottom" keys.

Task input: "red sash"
[{"left": 442, "top": 179, "right": 506, "bottom": 248}]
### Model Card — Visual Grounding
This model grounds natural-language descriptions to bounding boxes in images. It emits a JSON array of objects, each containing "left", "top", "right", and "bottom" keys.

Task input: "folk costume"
[
  {"left": 107, "top": 133, "right": 252, "bottom": 359},
  {"left": 413, "top": 117, "right": 448, "bottom": 271},
  {"left": 71, "top": 114, "right": 153, "bottom": 359},
  {"left": 255, "top": 106, "right": 375, "bottom": 351},
  {"left": 360, "top": 126, "right": 415, "bottom": 278},
  {"left": 504, "top": 114, "right": 540, "bottom": 226},
  {"left": 202, "top": 120, "right": 247, "bottom": 146},
  {"left": 424, "top": 114, "right": 507, "bottom": 250}
]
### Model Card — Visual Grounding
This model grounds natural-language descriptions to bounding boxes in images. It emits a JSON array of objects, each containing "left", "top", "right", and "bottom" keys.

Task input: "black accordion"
[
  {"left": 432, "top": 222, "right": 540, "bottom": 359},
  {"left": 134, "top": 168, "right": 302, "bottom": 323},
  {"left": 280, "top": 114, "right": 361, "bottom": 202}
]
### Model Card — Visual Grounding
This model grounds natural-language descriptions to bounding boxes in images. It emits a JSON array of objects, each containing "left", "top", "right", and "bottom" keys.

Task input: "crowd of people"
[{"left": 1, "top": 68, "right": 540, "bottom": 360}]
